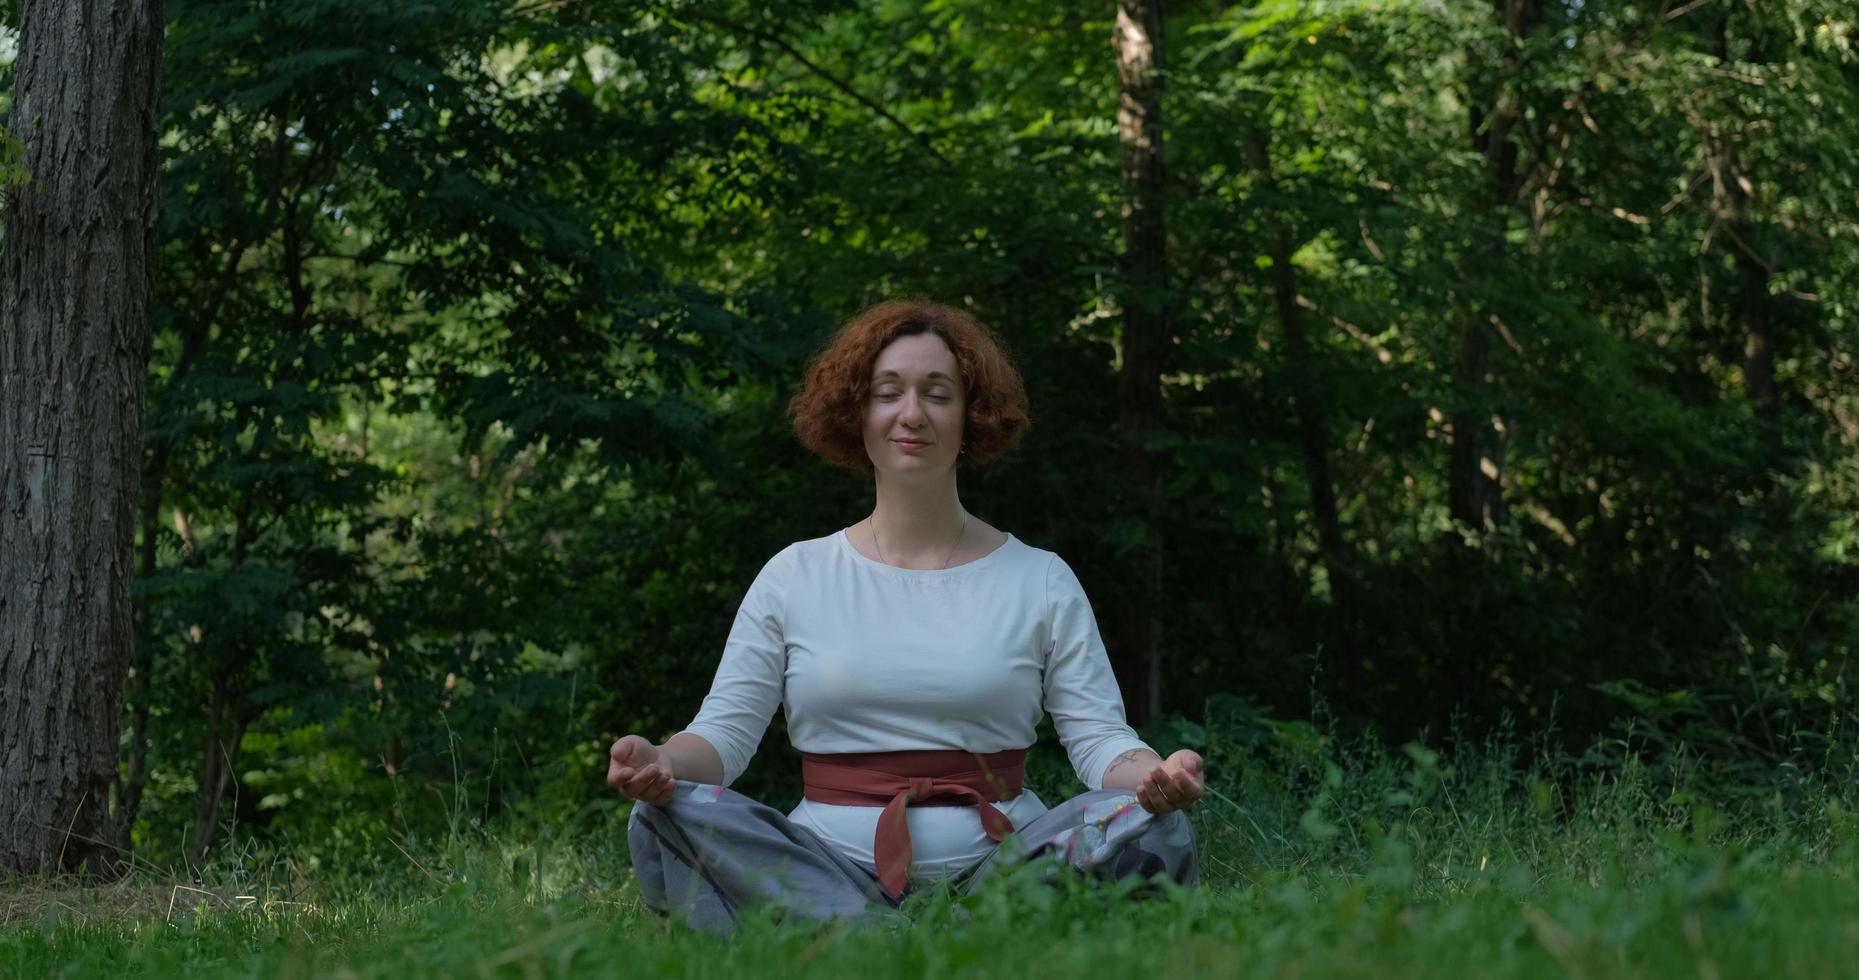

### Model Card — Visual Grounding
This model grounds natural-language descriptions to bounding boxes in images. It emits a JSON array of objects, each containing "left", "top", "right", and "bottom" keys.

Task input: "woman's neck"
[{"left": 868, "top": 473, "right": 966, "bottom": 559}]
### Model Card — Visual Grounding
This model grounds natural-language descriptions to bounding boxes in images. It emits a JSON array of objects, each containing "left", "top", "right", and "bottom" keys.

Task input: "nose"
[{"left": 898, "top": 392, "right": 928, "bottom": 427}]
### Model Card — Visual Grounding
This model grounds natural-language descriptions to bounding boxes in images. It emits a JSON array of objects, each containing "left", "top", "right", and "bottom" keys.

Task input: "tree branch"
[{"left": 684, "top": 11, "right": 950, "bottom": 167}]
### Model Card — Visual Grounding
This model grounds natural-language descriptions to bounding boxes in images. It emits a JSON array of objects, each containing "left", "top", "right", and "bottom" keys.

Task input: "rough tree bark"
[
  {"left": 1112, "top": 0, "right": 1170, "bottom": 725},
  {"left": 1450, "top": 0, "right": 1538, "bottom": 529},
  {"left": 0, "top": 0, "right": 166, "bottom": 876}
]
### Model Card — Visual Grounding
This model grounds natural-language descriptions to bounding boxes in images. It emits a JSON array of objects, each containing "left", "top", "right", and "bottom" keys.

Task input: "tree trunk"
[
  {"left": 190, "top": 675, "right": 248, "bottom": 862},
  {"left": 1737, "top": 244, "right": 1780, "bottom": 443},
  {"left": 114, "top": 492, "right": 160, "bottom": 852},
  {"left": 118, "top": 237, "right": 254, "bottom": 846},
  {"left": 1268, "top": 227, "right": 1353, "bottom": 603},
  {"left": 1712, "top": 22, "right": 1782, "bottom": 454},
  {"left": 187, "top": 490, "right": 259, "bottom": 860},
  {"left": 1246, "top": 131, "right": 1354, "bottom": 617},
  {"left": 1112, "top": 0, "right": 1170, "bottom": 724},
  {"left": 1450, "top": 0, "right": 1537, "bottom": 529},
  {"left": 1447, "top": 319, "right": 1495, "bottom": 527},
  {"left": 0, "top": 0, "right": 166, "bottom": 877}
]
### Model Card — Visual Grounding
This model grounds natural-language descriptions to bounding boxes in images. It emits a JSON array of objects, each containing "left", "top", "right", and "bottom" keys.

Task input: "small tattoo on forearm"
[{"left": 1105, "top": 749, "right": 1150, "bottom": 777}]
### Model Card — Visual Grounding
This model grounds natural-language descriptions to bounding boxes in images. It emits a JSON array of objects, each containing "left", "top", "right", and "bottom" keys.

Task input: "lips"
[{"left": 893, "top": 439, "right": 929, "bottom": 450}]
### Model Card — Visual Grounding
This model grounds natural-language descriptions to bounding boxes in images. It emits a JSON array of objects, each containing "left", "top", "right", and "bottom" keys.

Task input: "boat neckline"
[{"left": 835, "top": 527, "right": 1019, "bottom": 577}]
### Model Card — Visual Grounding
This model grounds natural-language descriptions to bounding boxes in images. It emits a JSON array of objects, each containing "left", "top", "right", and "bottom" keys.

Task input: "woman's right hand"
[{"left": 608, "top": 734, "right": 677, "bottom": 805}]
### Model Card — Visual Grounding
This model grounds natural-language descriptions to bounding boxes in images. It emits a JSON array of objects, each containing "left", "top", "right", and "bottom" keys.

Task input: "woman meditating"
[{"left": 609, "top": 300, "right": 1204, "bottom": 933}]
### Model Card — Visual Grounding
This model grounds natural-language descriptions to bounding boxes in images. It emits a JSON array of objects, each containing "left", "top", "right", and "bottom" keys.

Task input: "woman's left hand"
[{"left": 1135, "top": 749, "right": 1205, "bottom": 815}]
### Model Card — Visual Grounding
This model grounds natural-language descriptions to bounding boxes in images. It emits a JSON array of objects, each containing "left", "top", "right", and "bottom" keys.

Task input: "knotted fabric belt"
[{"left": 800, "top": 747, "right": 1028, "bottom": 900}]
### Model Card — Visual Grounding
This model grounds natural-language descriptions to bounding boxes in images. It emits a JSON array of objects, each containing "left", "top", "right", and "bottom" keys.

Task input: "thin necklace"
[{"left": 872, "top": 514, "right": 967, "bottom": 570}]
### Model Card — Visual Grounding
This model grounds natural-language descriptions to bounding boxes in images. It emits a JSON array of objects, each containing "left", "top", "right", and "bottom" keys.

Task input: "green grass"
[
  {"left": 6, "top": 850, "right": 1859, "bottom": 979},
  {"left": 7, "top": 726, "right": 1859, "bottom": 978}
]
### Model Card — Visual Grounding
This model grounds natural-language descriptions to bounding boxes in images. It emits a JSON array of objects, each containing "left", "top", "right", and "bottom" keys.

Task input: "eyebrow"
[{"left": 872, "top": 370, "right": 957, "bottom": 383}]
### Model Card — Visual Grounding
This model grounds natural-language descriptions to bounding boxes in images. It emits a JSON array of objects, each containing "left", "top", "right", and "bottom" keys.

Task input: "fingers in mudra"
[
  {"left": 608, "top": 736, "right": 674, "bottom": 803},
  {"left": 607, "top": 740, "right": 636, "bottom": 790},
  {"left": 636, "top": 766, "right": 673, "bottom": 805},
  {"left": 1167, "top": 770, "right": 1196, "bottom": 802},
  {"left": 621, "top": 764, "right": 663, "bottom": 799},
  {"left": 1166, "top": 751, "right": 1206, "bottom": 808},
  {"left": 1139, "top": 767, "right": 1176, "bottom": 813},
  {"left": 1160, "top": 777, "right": 1186, "bottom": 809}
]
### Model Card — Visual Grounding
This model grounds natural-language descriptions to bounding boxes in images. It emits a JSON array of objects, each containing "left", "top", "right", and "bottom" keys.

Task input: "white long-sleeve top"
[{"left": 680, "top": 528, "right": 1152, "bottom": 884}]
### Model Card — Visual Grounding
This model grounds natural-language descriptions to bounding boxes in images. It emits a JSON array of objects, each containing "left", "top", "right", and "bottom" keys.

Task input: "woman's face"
[{"left": 863, "top": 332, "right": 966, "bottom": 477}]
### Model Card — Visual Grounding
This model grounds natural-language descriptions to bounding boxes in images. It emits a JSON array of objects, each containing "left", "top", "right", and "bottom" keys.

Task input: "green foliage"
[{"left": 106, "top": 0, "right": 1859, "bottom": 871}]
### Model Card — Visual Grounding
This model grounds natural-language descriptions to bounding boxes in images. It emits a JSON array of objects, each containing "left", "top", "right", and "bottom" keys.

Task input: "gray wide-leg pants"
[{"left": 626, "top": 779, "right": 1198, "bottom": 934}]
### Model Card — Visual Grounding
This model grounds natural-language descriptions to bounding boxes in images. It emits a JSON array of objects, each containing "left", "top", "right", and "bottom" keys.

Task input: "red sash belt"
[{"left": 800, "top": 747, "right": 1027, "bottom": 900}]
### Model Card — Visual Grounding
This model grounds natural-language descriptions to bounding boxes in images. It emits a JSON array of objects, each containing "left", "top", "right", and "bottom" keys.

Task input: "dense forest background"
[{"left": 3, "top": 0, "right": 1855, "bottom": 873}]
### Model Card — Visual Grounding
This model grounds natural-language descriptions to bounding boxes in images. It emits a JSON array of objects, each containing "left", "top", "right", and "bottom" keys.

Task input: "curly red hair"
[{"left": 789, "top": 300, "right": 1030, "bottom": 474}]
